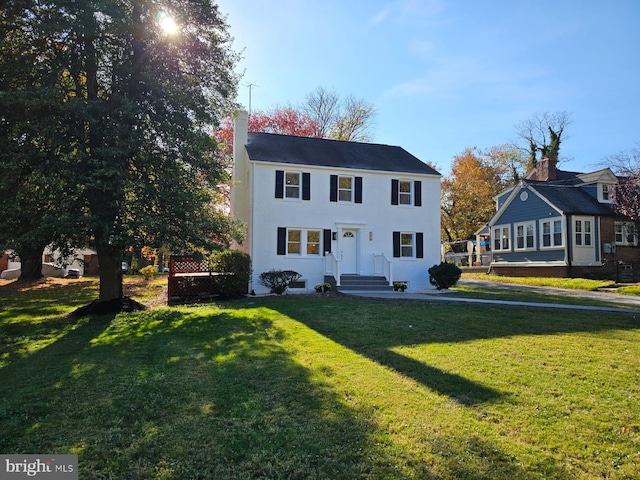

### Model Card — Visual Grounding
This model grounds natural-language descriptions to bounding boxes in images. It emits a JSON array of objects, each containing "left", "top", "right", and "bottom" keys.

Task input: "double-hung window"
[
  {"left": 615, "top": 221, "right": 638, "bottom": 246},
  {"left": 392, "top": 231, "right": 424, "bottom": 258},
  {"left": 338, "top": 176, "right": 353, "bottom": 202},
  {"left": 278, "top": 228, "right": 326, "bottom": 256},
  {"left": 391, "top": 179, "right": 422, "bottom": 206},
  {"left": 515, "top": 221, "right": 536, "bottom": 250},
  {"left": 541, "top": 218, "right": 563, "bottom": 248},
  {"left": 275, "top": 170, "right": 310, "bottom": 200},
  {"left": 330, "top": 175, "right": 362, "bottom": 203},
  {"left": 285, "top": 172, "right": 300, "bottom": 198},
  {"left": 493, "top": 225, "right": 510, "bottom": 252},
  {"left": 574, "top": 218, "right": 593, "bottom": 247}
]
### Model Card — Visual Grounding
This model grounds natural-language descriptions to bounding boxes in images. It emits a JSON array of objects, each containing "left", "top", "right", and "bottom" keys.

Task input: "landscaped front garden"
[{"left": 1, "top": 277, "right": 638, "bottom": 479}]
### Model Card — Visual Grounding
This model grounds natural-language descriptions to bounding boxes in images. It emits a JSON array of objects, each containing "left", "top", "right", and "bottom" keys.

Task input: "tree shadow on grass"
[{"left": 0, "top": 306, "right": 437, "bottom": 479}]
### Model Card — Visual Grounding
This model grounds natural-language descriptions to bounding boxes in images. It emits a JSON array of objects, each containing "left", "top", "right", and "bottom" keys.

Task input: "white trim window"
[
  {"left": 285, "top": 172, "right": 301, "bottom": 199},
  {"left": 493, "top": 225, "right": 511, "bottom": 252},
  {"left": 515, "top": 221, "right": 536, "bottom": 250},
  {"left": 574, "top": 218, "right": 593, "bottom": 247},
  {"left": 615, "top": 221, "right": 638, "bottom": 246},
  {"left": 286, "top": 229, "right": 322, "bottom": 256},
  {"left": 338, "top": 176, "right": 353, "bottom": 202},
  {"left": 598, "top": 183, "right": 613, "bottom": 203},
  {"left": 541, "top": 218, "right": 563, "bottom": 248},
  {"left": 399, "top": 180, "right": 412, "bottom": 205},
  {"left": 400, "top": 233, "right": 414, "bottom": 257}
]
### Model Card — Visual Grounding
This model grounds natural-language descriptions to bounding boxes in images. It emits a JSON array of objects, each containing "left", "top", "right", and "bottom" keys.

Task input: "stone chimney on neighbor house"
[{"left": 527, "top": 156, "right": 557, "bottom": 181}]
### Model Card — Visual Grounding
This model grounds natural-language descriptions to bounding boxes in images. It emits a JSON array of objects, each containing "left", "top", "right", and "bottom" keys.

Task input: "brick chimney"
[{"left": 527, "top": 157, "right": 557, "bottom": 181}]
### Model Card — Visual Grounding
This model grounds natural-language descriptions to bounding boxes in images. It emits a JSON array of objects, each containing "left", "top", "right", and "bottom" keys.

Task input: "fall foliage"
[{"left": 441, "top": 147, "right": 512, "bottom": 242}]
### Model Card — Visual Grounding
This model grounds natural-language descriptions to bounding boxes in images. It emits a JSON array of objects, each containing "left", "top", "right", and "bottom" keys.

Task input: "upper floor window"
[
  {"left": 493, "top": 225, "right": 510, "bottom": 252},
  {"left": 598, "top": 183, "right": 613, "bottom": 203},
  {"left": 338, "top": 176, "right": 353, "bottom": 202},
  {"left": 541, "top": 218, "right": 563, "bottom": 248},
  {"left": 275, "top": 170, "right": 310, "bottom": 200},
  {"left": 515, "top": 221, "right": 536, "bottom": 250},
  {"left": 330, "top": 175, "right": 362, "bottom": 203},
  {"left": 574, "top": 218, "right": 592, "bottom": 247},
  {"left": 615, "top": 222, "right": 638, "bottom": 246},
  {"left": 391, "top": 179, "right": 422, "bottom": 206}
]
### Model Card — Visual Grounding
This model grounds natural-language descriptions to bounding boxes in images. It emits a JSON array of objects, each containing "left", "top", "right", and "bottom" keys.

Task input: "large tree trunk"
[
  {"left": 19, "top": 245, "right": 44, "bottom": 280},
  {"left": 96, "top": 242, "right": 123, "bottom": 302}
]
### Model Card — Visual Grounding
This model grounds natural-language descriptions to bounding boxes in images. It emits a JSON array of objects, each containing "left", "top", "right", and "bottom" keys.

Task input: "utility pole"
[{"left": 245, "top": 83, "right": 258, "bottom": 116}]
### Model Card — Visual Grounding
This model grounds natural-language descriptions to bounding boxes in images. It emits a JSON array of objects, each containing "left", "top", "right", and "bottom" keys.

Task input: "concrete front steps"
[{"left": 326, "top": 275, "right": 394, "bottom": 292}]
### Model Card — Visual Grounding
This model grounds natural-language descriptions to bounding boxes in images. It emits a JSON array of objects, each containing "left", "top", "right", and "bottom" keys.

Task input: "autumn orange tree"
[{"left": 441, "top": 146, "right": 520, "bottom": 242}]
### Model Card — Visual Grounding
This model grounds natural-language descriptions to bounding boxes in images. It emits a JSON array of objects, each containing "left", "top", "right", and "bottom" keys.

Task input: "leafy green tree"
[
  {"left": 1, "top": 0, "right": 241, "bottom": 306},
  {"left": 0, "top": 1, "right": 79, "bottom": 279}
]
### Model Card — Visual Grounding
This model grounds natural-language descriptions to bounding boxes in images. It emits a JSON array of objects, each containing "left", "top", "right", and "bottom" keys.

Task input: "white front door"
[{"left": 341, "top": 230, "right": 357, "bottom": 274}]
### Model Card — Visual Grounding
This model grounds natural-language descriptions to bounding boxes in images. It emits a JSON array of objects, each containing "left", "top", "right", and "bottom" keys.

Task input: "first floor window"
[
  {"left": 493, "top": 225, "right": 510, "bottom": 251},
  {"left": 307, "top": 230, "right": 321, "bottom": 255},
  {"left": 615, "top": 222, "right": 638, "bottom": 246},
  {"left": 542, "top": 218, "right": 563, "bottom": 248},
  {"left": 401, "top": 233, "right": 414, "bottom": 257},
  {"left": 575, "top": 218, "right": 592, "bottom": 246},
  {"left": 287, "top": 229, "right": 302, "bottom": 254},
  {"left": 279, "top": 228, "right": 323, "bottom": 256},
  {"left": 515, "top": 221, "right": 536, "bottom": 250}
]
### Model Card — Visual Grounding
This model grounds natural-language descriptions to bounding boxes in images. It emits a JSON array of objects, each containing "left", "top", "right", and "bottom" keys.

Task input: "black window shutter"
[
  {"left": 302, "top": 173, "right": 311, "bottom": 200},
  {"left": 414, "top": 181, "right": 422, "bottom": 206},
  {"left": 416, "top": 232, "right": 424, "bottom": 258},
  {"left": 330, "top": 175, "right": 338, "bottom": 202},
  {"left": 277, "top": 227, "right": 286, "bottom": 255},
  {"left": 391, "top": 179, "right": 399, "bottom": 205},
  {"left": 323, "top": 229, "right": 332, "bottom": 255},
  {"left": 275, "top": 170, "right": 284, "bottom": 198},
  {"left": 355, "top": 176, "right": 363, "bottom": 204},
  {"left": 393, "top": 231, "right": 401, "bottom": 257}
]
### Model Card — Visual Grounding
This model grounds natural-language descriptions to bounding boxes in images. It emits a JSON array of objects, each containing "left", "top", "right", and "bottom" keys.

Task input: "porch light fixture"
[{"left": 369, "top": 231, "right": 373, "bottom": 241}]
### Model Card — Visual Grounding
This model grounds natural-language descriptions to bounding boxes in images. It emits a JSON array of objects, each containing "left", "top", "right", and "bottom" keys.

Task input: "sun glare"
[{"left": 158, "top": 11, "right": 178, "bottom": 35}]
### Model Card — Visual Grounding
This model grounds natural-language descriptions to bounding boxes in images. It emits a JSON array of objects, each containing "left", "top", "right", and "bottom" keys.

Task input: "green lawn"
[{"left": 1, "top": 278, "right": 639, "bottom": 479}]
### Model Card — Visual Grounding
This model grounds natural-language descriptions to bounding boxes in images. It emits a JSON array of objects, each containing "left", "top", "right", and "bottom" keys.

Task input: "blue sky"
[{"left": 216, "top": 0, "right": 639, "bottom": 175}]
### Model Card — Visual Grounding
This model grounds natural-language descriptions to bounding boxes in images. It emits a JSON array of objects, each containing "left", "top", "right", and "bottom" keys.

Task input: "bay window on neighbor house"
[
  {"left": 541, "top": 218, "right": 563, "bottom": 248},
  {"left": 493, "top": 225, "right": 510, "bottom": 252},
  {"left": 615, "top": 221, "right": 638, "bottom": 246},
  {"left": 574, "top": 218, "right": 593, "bottom": 246}
]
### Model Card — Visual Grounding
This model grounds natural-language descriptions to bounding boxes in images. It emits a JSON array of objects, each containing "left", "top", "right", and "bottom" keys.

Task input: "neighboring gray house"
[{"left": 487, "top": 157, "right": 638, "bottom": 281}]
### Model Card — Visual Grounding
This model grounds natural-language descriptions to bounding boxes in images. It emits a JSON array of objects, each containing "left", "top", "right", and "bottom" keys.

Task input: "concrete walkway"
[{"left": 340, "top": 278, "right": 640, "bottom": 314}]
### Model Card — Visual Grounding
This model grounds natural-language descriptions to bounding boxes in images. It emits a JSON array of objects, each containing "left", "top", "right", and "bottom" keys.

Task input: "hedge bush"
[
  {"left": 428, "top": 262, "right": 462, "bottom": 290},
  {"left": 210, "top": 250, "right": 252, "bottom": 298}
]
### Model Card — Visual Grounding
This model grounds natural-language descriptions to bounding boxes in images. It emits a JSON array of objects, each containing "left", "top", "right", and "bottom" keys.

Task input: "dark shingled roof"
[
  {"left": 245, "top": 132, "right": 440, "bottom": 176},
  {"left": 528, "top": 182, "right": 614, "bottom": 216}
]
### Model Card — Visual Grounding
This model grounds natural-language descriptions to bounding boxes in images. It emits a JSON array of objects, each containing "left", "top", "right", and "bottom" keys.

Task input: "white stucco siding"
[{"left": 247, "top": 162, "right": 441, "bottom": 293}]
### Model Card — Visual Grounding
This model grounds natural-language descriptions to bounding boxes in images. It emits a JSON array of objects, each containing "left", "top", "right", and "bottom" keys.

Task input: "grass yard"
[{"left": 1, "top": 277, "right": 639, "bottom": 479}]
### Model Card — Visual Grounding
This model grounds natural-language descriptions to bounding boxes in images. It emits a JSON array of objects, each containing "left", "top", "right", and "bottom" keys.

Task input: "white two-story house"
[{"left": 230, "top": 112, "right": 441, "bottom": 293}]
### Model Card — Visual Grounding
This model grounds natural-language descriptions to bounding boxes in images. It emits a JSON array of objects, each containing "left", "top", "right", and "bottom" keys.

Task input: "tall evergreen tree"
[{"left": 1, "top": 0, "right": 241, "bottom": 306}]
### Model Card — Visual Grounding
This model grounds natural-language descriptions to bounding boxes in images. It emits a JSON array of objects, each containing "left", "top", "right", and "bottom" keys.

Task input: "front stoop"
[{"left": 326, "top": 275, "right": 394, "bottom": 292}]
